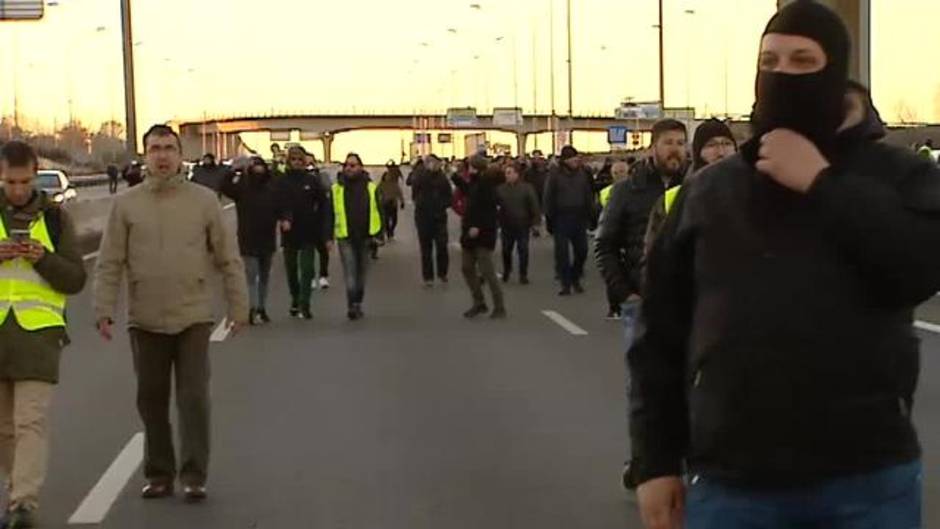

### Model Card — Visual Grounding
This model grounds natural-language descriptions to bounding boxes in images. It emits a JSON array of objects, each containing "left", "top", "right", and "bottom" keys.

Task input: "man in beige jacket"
[{"left": 93, "top": 125, "right": 249, "bottom": 503}]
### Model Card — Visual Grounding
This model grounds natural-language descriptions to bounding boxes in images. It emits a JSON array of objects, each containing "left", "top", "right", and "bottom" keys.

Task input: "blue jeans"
[
  {"left": 552, "top": 215, "right": 588, "bottom": 288},
  {"left": 338, "top": 238, "right": 370, "bottom": 308},
  {"left": 686, "top": 461, "right": 922, "bottom": 529},
  {"left": 244, "top": 253, "right": 273, "bottom": 310}
]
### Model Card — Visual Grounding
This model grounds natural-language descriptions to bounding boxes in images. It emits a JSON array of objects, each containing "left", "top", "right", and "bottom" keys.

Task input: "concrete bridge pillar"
[
  {"left": 322, "top": 134, "right": 334, "bottom": 165},
  {"left": 777, "top": 0, "right": 870, "bottom": 86},
  {"left": 515, "top": 132, "right": 528, "bottom": 157}
]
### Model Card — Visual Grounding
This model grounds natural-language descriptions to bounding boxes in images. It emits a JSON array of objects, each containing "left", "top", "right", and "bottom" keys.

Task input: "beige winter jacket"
[{"left": 93, "top": 173, "right": 249, "bottom": 334}]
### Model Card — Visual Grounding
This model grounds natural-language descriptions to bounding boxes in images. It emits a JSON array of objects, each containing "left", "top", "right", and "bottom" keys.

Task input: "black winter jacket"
[
  {"left": 595, "top": 158, "right": 682, "bottom": 303},
  {"left": 453, "top": 173, "right": 499, "bottom": 250},
  {"left": 543, "top": 165, "right": 594, "bottom": 225},
  {"left": 221, "top": 171, "right": 280, "bottom": 257},
  {"left": 275, "top": 169, "right": 333, "bottom": 247},
  {"left": 630, "top": 105, "right": 940, "bottom": 489},
  {"left": 411, "top": 169, "right": 453, "bottom": 222}
]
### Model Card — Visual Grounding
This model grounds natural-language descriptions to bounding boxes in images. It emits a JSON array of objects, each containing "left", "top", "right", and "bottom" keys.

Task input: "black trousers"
[
  {"left": 500, "top": 226, "right": 531, "bottom": 280},
  {"left": 382, "top": 201, "right": 399, "bottom": 239},
  {"left": 416, "top": 215, "right": 450, "bottom": 281}
]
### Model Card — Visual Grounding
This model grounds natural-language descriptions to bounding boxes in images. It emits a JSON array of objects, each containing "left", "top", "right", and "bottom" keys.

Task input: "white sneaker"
[{"left": 318, "top": 277, "right": 330, "bottom": 289}]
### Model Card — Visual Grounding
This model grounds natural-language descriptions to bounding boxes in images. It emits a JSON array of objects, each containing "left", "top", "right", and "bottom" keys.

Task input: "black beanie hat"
[
  {"left": 763, "top": 0, "right": 850, "bottom": 80},
  {"left": 692, "top": 119, "right": 736, "bottom": 171},
  {"left": 560, "top": 145, "right": 579, "bottom": 161}
]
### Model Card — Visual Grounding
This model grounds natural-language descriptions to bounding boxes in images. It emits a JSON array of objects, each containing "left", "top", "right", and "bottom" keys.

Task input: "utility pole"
[
  {"left": 531, "top": 21, "right": 539, "bottom": 151},
  {"left": 549, "top": 0, "right": 557, "bottom": 151},
  {"left": 658, "top": 0, "right": 665, "bottom": 107},
  {"left": 566, "top": 0, "right": 573, "bottom": 117},
  {"left": 121, "top": 0, "right": 139, "bottom": 155}
]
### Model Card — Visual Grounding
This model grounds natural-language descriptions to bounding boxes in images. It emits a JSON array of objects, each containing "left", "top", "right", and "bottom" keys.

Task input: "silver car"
[{"left": 36, "top": 170, "right": 78, "bottom": 203}]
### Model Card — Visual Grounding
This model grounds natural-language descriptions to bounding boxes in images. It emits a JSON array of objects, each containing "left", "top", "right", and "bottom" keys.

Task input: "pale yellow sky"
[{"left": 1, "top": 0, "right": 938, "bottom": 137}]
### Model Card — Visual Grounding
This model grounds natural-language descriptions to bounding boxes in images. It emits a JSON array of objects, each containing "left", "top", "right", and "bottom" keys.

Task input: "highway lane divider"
[
  {"left": 542, "top": 310, "right": 589, "bottom": 336},
  {"left": 67, "top": 432, "right": 144, "bottom": 525}
]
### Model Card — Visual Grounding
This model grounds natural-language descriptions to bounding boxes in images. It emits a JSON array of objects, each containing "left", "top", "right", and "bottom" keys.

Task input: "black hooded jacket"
[
  {"left": 221, "top": 168, "right": 280, "bottom": 256},
  {"left": 452, "top": 172, "right": 499, "bottom": 250},
  {"left": 629, "top": 92, "right": 940, "bottom": 488},
  {"left": 275, "top": 169, "right": 333, "bottom": 247}
]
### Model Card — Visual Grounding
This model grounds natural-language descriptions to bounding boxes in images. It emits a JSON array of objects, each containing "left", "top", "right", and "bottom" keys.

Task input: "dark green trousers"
[
  {"left": 283, "top": 245, "right": 317, "bottom": 310},
  {"left": 129, "top": 323, "right": 212, "bottom": 487}
]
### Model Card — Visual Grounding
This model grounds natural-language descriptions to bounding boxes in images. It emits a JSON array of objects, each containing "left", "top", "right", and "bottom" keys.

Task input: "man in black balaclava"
[{"left": 630, "top": 2, "right": 940, "bottom": 528}]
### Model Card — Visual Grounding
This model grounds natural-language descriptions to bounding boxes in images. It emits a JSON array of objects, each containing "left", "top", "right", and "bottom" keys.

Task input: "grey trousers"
[{"left": 129, "top": 323, "right": 212, "bottom": 486}]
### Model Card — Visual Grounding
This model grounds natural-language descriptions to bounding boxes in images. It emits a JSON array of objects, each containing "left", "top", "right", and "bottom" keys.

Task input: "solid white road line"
[
  {"left": 82, "top": 251, "right": 99, "bottom": 262},
  {"left": 542, "top": 310, "right": 589, "bottom": 336},
  {"left": 68, "top": 432, "right": 144, "bottom": 525},
  {"left": 915, "top": 320, "right": 940, "bottom": 334},
  {"left": 210, "top": 317, "right": 231, "bottom": 342}
]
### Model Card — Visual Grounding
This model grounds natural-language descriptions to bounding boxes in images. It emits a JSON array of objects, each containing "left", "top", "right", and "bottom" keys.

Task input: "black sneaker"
[
  {"left": 501, "top": 273, "right": 510, "bottom": 283},
  {"left": 1, "top": 506, "right": 36, "bottom": 528},
  {"left": 300, "top": 309, "right": 313, "bottom": 321},
  {"left": 463, "top": 304, "right": 489, "bottom": 319},
  {"left": 520, "top": 277, "right": 530, "bottom": 285},
  {"left": 289, "top": 305, "right": 301, "bottom": 318},
  {"left": 248, "top": 308, "right": 257, "bottom": 326},
  {"left": 606, "top": 308, "right": 622, "bottom": 321},
  {"left": 573, "top": 281, "right": 585, "bottom": 294},
  {"left": 558, "top": 287, "right": 572, "bottom": 297},
  {"left": 258, "top": 309, "right": 271, "bottom": 324}
]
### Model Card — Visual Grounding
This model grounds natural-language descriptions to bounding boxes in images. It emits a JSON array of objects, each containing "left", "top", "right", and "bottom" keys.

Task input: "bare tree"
[{"left": 895, "top": 99, "right": 921, "bottom": 125}]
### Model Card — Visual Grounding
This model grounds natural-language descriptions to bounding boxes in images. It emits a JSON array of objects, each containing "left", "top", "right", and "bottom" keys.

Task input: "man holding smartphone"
[{"left": 0, "top": 141, "right": 87, "bottom": 528}]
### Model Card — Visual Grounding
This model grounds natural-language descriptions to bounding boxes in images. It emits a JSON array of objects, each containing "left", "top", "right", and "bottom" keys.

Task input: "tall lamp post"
[{"left": 120, "top": 0, "right": 139, "bottom": 155}]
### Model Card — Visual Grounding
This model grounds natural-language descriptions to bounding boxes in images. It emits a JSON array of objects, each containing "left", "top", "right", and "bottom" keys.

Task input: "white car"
[{"left": 36, "top": 170, "right": 78, "bottom": 204}]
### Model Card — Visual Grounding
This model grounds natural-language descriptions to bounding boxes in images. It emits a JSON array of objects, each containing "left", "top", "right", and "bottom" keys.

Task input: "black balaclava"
[
  {"left": 692, "top": 119, "right": 737, "bottom": 171},
  {"left": 750, "top": 0, "right": 850, "bottom": 159}
]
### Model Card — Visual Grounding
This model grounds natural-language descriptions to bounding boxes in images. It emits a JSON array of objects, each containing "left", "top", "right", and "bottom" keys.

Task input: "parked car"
[{"left": 36, "top": 170, "right": 78, "bottom": 203}]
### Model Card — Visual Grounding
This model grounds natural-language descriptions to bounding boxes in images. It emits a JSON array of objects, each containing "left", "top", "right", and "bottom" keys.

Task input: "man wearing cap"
[
  {"left": 543, "top": 146, "right": 594, "bottom": 296},
  {"left": 632, "top": 2, "right": 940, "bottom": 528}
]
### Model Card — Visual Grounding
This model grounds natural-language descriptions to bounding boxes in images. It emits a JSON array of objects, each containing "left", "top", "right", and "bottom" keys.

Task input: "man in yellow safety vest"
[
  {"left": 0, "top": 141, "right": 86, "bottom": 528},
  {"left": 333, "top": 153, "right": 382, "bottom": 320}
]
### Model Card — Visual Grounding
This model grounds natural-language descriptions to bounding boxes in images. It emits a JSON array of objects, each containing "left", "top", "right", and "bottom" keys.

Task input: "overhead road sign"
[{"left": 0, "top": 0, "right": 44, "bottom": 19}]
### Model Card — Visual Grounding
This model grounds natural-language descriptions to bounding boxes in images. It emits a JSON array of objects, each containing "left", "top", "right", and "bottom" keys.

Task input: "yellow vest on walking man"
[{"left": 0, "top": 141, "right": 87, "bottom": 527}]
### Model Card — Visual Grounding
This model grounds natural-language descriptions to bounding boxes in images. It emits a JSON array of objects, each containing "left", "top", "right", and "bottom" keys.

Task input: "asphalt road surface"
[{"left": 27, "top": 204, "right": 940, "bottom": 528}]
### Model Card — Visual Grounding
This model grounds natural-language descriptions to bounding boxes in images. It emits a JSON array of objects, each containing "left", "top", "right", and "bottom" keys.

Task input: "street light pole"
[{"left": 120, "top": 0, "right": 139, "bottom": 155}]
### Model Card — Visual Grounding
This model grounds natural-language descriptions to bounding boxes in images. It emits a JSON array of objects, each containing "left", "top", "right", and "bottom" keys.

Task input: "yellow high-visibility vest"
[
  {"left": 333, "top": 181, "right": 382, "bottom": 239},
  {"left": 0, "top": 213, "right": 66, "bottom": 330},
  {"left": 600, "top": 185, "right": 613, "bottom": 208},
  {"left": 664, "top": 186, "right": 682, "bottom": 215}
]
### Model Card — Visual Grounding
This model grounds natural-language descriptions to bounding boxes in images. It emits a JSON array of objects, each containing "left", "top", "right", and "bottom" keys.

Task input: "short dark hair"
[
  {"left": 0, "top": 141, "right": 39, "bottom": 170},
  {"left": 143, "top": 125, "right": 181, "bottom": 150},
  {"left": 651, "top": 119, "right": 687, "bottom": 144},
  {"left": 202, "top": 153, "right": 216, "bottom": 161}
]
